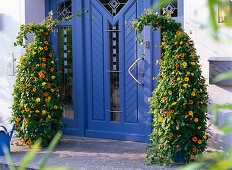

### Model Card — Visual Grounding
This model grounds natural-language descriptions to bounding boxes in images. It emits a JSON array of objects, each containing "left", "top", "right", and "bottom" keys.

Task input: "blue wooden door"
[{"left": 84, "top": 0, "right": 151, "bottom": 142}]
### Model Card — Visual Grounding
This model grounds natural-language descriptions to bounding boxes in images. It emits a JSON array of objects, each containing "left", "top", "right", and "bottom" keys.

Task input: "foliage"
[
  {"left": 180, "top": 73, "right": 232, "bottom": 170},
  {"left": 132, "top": 10, "right": 209, "bottom": 164},
  {"left": 11, "top": 10, "right": 85, "bottom": 146},
  {"left": 3, "top": 132, "right": 71, "bottom": 170}
]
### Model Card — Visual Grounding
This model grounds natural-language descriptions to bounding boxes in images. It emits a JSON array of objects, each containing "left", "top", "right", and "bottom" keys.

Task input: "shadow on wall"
[{"left": 0, "top": 13, "right": 21, "bottom": 130}]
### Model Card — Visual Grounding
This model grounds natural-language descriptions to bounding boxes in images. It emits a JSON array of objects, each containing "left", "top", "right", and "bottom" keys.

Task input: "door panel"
[
  {"left": 85, "top": 0, "right": 147, "bottom": 142},
  {"left": 124, "top": 2, "right": 138, "bottom": 123},
  {"left": 91, "top": 5, "right": 105, "bottom": 121}
]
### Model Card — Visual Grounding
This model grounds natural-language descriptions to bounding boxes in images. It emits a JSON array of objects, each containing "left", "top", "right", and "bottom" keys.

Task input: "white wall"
[
  {"left": 0, "top": 0, "right": 45, "bottom": 130},
  {"left": 184, "top": 0, "right": 232, "bottom": 147}
]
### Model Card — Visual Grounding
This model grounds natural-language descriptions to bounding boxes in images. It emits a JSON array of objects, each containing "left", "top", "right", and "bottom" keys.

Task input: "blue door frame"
[{"left": 45, "top": 0, "right": 159, "bottom": 143}]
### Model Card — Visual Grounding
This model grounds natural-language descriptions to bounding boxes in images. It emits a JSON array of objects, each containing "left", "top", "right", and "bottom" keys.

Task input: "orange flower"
[
  {"left": 156, "top": 21, "right": 159, "bottom": 25},
  {"left": 171, "top": 82, "right": 175, "bottom": 86},
  {"left": 28, "top": 26, "right": 32, "bottom": 29},
  {"left": 43, "top": 71, "right": 46, "bottom": 74},
  {"left": 180, "top": 25, "right": 183, "bottom": 29},
  {"left": 177, "top": 122, "right": 180, "bottom": 125},
  {"left": 192, "top": 137, "right": 197, "bottom": 142},
  {"left": 173, "top": 70, "right": 177, "bottom": 73},
  {"left": 190, "top": 51, "right": 194, "bottom": 55},
  {"left": 31, "top": 65, "right": 34, "bottom": 68},
  {"left": 45, "top": 98, "right": 50, "bottom": 102},
  {"left": 180, "top": 53, "right": 185, "bottom": 57},
  {"left": 54, "top": 49, "right": 56, "bottom": 52},
  {"left": 167, "top": 114, "right": 170, "bottom": 117},
  {"left": 193, "top": 148, "right": 197, "bottom": 152},
  {"left": 171, "top": 110, "right": 174, "bottom": 113},
  {"left": 44, "top": 46, "right": 48, "bottom": 50},
  {"left": 162, "top": 97, "right": 167, "bottom": 101},
  {"left": 178, "top": 135, "right": 181, "bottom": 137},
  {"left": 189, "top": 100, "right": 193, "bottom": 105},
  {"left": 198, "top": 140, "right": 202, "bottom": 144},
  {"left": 49, "top": 27, "right": 52, "bottom": 30},
  {"left": 145, "top": 11, "right": 149, "bottom": 14},
  {"left": 27, "top": 140, "right": 31, "bottom": 144},
  {"left": 21, "top": 110, "right": 24, "bottom": 113},
  {"left": 16, "top": 118, "right": 19, "bottom": 122},
  {"left": 39, "top": 72, "right": 44, "bottom": 78},
  {"left": 50, "top": 68, "right": 54, "bottom": 72},
  {"left": 175, "top": 55, "right": 179, "bottom": 59},
  {"left": 44, "top": 41, "right": 48, "bottom": 45},
  {"left": 55, "top": 89, "right": 59, "bottom": 92},
  {"left": 47, "top": 84, "right": 51, "bottom": 88},
  {"left": 33, "top": 88, "right": 36, "bottom": 92},
  {"left": 24, "top": 136, "right": 27, "bottom": 140},
  {"left": 42, "top": 58, "right": 46, "bottom": 61},
  {"left": 186, "top": 43, "right": 189, "bottom": 46},
  {"left": 169, "top": 133, "right": 173, "bottom": 137},
  {"left": 175, "top": 64, "right": 179, "bottom": 68},
  {"left": 42, "top": 63, "right": 46, "bottom": 67},
  {"left": 176, "top": 145, "right": 180, "bottom": 148},
  {"left": 44, "top": 93, "right": 49, "bottom": 96},
  {"left": 18, "top": 139, "right": 23, "bottom": 143},
  {"left": 24, "top": 119, "right": 28, "bottom": 122},
  {"left": 49, "top": 53, "right": 53, "bottom": 57},
  {"left": 45, "top": 32, "right": 48, "bottom": 35},
  {"left": 176, "top": 31, "right": 181, "bottom": 34}
]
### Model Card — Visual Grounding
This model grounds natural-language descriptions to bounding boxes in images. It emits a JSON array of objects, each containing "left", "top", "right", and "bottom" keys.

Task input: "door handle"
[{"left": 128, "top": 57, "right": 144, "bottom": 85}]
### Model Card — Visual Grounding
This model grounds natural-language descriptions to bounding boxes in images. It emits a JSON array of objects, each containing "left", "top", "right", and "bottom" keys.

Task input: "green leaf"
[
  {"left": 219, "top": 115, "right": 232, "bottom": 134},
  {"left": 39, "top": 132, "right": 62, "bottom": 169},
  {"left": 178, "top": 161, "right": 206, "bottom": 170},
  {"left": 152, "top": 0, "right": 176, "bottom": 10},
  {"left": 214, "top": 71, "right": 232, "bottom": 83},
  {"left": 3, "top": 145, "right": 16, "bottom": 170},
  {"left": 18, "top": 139, "right": 42, "bottom": 170}
]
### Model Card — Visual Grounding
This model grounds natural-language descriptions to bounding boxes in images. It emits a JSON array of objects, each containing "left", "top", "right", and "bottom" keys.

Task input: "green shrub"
[
  {"left": 11, "top": 13, "right": 63, "bottom": 146},
  {"left": 132, "top": 10, "right": 209, "bottom": 164}
]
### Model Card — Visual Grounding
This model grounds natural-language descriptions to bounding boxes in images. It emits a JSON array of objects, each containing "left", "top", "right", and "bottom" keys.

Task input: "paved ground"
[{"left": 0, "top": 136, "right": 181, "bottom": 170}]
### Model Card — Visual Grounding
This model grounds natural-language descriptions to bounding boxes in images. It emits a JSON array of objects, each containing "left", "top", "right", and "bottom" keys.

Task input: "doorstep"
[{"left": 0, "top": 135, "right": 178, "bottom": 170}]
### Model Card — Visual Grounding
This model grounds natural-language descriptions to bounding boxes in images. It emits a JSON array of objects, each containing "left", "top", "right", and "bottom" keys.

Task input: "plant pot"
[
  {"left": 173, "top": 143, "right": 187, "bottom": 163},
  {"left": 174, "top": 150, "right": 186, "bottom": 163}
]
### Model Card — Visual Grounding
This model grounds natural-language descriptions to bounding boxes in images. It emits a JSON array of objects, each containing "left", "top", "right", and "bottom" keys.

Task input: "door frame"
[{"left": 45, "top": 0, "right": 163, "bottom": 142}]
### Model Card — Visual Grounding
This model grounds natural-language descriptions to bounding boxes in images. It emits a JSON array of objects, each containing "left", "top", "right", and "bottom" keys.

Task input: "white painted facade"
[
  {"left": 0, "top": 0, "right": 231, "bottom": 146},
  {"left": 0, "top": 0, "right": 45, "bottom": 129},
  {"left": 184, "top": 0, "right": 232, "bottom": 147}
]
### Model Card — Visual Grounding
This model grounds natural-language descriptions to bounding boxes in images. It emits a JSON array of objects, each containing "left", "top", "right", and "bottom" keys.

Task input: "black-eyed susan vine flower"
[
  {"left": 9, "top": 10, "right": 88, "bottom": 146},
  {"left": 132, "top": 9, "right": 209, "bottom": 164}
]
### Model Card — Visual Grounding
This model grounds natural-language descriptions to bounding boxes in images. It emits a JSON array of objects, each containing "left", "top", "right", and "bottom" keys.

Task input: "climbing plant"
[
  {"left": 132, "top": 10, "right": 209, "bottom": 164},
  {"left": 11, "top": 10, "right": 85, "bottom": 146}
]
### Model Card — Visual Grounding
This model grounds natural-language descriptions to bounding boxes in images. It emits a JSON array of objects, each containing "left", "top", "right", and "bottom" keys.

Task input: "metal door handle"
[{"left": 128, "top": 57, "right": 144, "bottom": 85}]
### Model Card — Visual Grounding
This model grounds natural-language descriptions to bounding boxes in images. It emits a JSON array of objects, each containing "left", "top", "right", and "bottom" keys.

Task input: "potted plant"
[
  {"left": 132, "top": 10, "right": 209, "bottom": 164},
  {"left": 11, "top": 10, "right": 85, "bottom": 146}
]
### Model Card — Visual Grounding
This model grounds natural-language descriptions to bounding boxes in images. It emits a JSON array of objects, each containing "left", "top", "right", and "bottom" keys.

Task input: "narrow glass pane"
[
  {"left": 98, "top": 0, "right": 129, "bottom": 16},
  {"left": 58, "top": 26, "right": 74, "bottom": 119},
  {"left": 161, "top": 1, "right": 178, "bottom": 17},
  {"left": 109, "top": 23, "right": 120, "bottom": 122},
  {"left": 218, "top": 0, "right": 232, "bottom": 23},
  {"left": 57, "top": 0, "right": 72, "bottom": 20}
]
